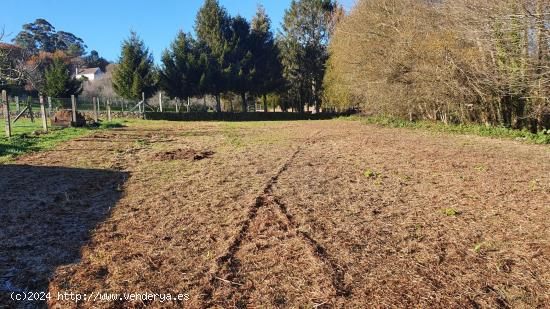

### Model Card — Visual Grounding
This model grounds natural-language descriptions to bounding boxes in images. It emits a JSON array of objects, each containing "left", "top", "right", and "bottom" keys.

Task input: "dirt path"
[{"left": 1, "top": 120, "right": 548, "bottom": 308}]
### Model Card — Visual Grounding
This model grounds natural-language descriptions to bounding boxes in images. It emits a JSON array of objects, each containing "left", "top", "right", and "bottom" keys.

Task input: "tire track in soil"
[
  {"left": 200, "top": 146, "right": 303, "bottom": 308},
  {"left": 201, "top": 135, "right": 352, "bottom": 307},
  {"left": 273, "top": 196, "right": 352, "bottom": 298}
]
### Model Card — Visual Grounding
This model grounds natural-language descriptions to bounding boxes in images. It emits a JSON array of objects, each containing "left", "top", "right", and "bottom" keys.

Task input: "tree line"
[
  {"left": 1, "top": 0, "right": 342, "bottom": 113},
  {"left": 325, "top": 0, "right": 550, "bottom": 132},
  {"left": 112, "top": 0, "right": 341, "bottom": 112}
]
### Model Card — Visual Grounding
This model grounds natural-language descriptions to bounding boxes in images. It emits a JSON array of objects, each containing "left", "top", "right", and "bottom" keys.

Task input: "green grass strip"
[{"left": 342, "top": 114, "right": 550, "bottom": 145}]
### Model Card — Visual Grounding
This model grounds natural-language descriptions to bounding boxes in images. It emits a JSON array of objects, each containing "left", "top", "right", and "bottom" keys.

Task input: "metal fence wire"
[{"left": 2, "top": 93, "right": 271, "bottom": 121}]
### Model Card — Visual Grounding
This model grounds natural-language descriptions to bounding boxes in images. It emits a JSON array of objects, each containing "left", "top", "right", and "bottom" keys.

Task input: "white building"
[{"left": 75, "top": 67, "right": 104, "bottom": 81}]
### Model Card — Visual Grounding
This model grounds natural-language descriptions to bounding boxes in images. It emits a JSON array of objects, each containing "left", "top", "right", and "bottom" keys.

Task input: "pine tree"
[
  {"left": 112, "top": 31, "right": 156, "bottom": 100},
  {"left": 279, "top": 0, "right": 335, "bottom": 113},
  {"left": 250, "top": 6, "right": 284, "bottom": 112},
  {"left": 227, "top": 15, "right": 254, "bottom": 112},
  {"left": 195, "top": 0, "right": 231, "bottom": 112},
  {"left": 43, "top": 57, "right": 82, "bottom": 97},
  {"left": 159, "top": 32, "right": 200, "bottom": 102}
]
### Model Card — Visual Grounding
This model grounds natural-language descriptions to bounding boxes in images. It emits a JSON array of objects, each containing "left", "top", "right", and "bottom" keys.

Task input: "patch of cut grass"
[{"left": 221, "top": 123, "right": 244, "bottom": 148}]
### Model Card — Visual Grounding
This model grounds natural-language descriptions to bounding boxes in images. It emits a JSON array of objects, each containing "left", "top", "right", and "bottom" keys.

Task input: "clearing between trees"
[{"left": 1, "top": 119, "right": 549, "bottom": 308}]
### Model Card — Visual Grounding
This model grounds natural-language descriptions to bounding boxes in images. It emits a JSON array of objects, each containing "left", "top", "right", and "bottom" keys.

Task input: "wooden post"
[
  {"left": 107, "top": 99, "right": 112, "bottom": 121},
  {"left": 15, "top": 96, "right": 20, "bottom": 113},
  {"left": 92, "top": 97, "right": 98, "bottom": 122},
  {"left": 159, "top": 92, "right": 163, "bottom": 112},
  {"left": 97, "top": 97, "right": 101, "bottom": 112},
  {"left": 47, "top": 97, "right": 52, "bottom": 116},
  {"left": 2, "top": 90, "right": 11, "bottom": 137},
  {"left": 28, "top": 97, "right": 35, "bottom": 122},
  {"left": 39, "top": 95, "right": 48, "bottom": 133},
  {"left": 121, "top": 99, "right": 124, "bottom": 112},
  {"left": 141, "top": 92, "right": 145, "bottom": 114},
  {"left": 175, "top": 99, "right": 179, "bottom": 113},
  {"left": 71, "top": 95, "right": 77, "bottom": 123}
]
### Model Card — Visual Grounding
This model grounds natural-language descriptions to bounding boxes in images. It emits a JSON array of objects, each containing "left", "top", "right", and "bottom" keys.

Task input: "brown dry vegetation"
[
  {"left": 1, "top": 119, "right": 549, "bottom": 308},
  {"left": 325, "top": 0, "right": 550, "bottom": 131}
]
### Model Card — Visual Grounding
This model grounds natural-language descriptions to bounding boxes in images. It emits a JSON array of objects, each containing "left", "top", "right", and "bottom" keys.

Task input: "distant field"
[{"left": 1, "top": 119, "right": 549, "bottom": 308}]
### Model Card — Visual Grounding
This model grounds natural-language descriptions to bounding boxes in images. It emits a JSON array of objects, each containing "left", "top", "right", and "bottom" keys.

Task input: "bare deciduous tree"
[{"left": 325, "top": 0, "right": 550, "bottom": 131}]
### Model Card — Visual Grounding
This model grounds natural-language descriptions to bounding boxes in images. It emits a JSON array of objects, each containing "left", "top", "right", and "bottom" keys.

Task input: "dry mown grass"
[{"left": 0, "top": 120, "right": 548, "bottom": 308}]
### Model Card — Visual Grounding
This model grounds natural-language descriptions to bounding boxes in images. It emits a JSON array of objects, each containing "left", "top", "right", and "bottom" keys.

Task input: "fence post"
[
  {"left": 141, "top": 92, "right": 145, "bottom": 114},
  {"left": 107, "top": 99, "right": 112, "bottom": 121},
  {"left": 159, "top": 92, "right": 163, "bottom": 112},
  {"left": 97, "top": 97, "right": 101, "bottom": 112},
  {"left": 47, "top": 97, "right": 52, "bottom": 116},
  {"left": 2, "top": 90, "right": 11, "bottom": 137},
  {"left": 93, "top": 97, "right": 98, "bottom": 122},
  {"left": 71, "top": 95, "right": 77, "bottom": 123},
  {"left": 121, "top": 99, "right": 124, "bottom": 112},
  {"left": 39, "top": 95, "right": 48, "bottom": 133},
  {"left": 28, "top": 97, "right": 35, "bottom": 122},
  {"left": 15, "top": 96, "right": 20, "bottom": 114}
]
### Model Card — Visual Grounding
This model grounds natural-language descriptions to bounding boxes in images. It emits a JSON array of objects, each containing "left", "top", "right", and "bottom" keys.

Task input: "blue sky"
[{"left": 2, "top": 0, "right": 355, "bottom": 63}]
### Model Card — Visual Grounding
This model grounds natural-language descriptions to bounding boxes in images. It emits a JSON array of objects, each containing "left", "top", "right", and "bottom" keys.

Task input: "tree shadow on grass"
[{"left": 0, "top": 165, "right": 128, "bottom": 307}]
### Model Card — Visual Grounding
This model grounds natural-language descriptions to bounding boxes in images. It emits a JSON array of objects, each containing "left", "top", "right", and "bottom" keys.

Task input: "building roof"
[{"left": 77, "top": 67, "right": 101, "bottom": 75}]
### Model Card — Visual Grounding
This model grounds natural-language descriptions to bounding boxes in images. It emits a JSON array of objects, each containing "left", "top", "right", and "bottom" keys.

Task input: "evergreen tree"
[
  {"left": 112, "top": 31, "right": 156, "bottom": 100},
  {"left": 195, "top": 0, "right": 232, "bottom": 112},
  {"left": 43, "top": 57, "right": 82, "bottom": 97},
  {"left": 250, "top": 6, "right": 284, "bottom": 112},
  {"left": 227, "top": 16, "right": 254, "bottom": 112},
  {"left": 197, "top": 43, "right": 224, "bottom": 109},
  {"left": 279, "top": 0, "right": 335, "bottom": 113},
  {"left": 159, "top": 31, "right": 201, "bottom": 102}
]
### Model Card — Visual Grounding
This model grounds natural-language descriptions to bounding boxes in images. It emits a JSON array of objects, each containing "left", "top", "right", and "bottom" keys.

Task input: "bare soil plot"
[{"left": 0, "top": 120, "right": 548, "bottom": 308}]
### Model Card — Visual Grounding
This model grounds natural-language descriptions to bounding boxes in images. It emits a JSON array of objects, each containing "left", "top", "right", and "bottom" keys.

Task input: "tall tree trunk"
[
  {"left": 241, "top": 92, "right": 247, "bottom": 112},
  {"left": 500, "top": 95, "right": 512, "bottom": 128},
  {"left": 263, "top": 94, "right": 268, "bottom": 113},
  {"left": 315, "top": 98, "right": 320, "bottom": 114},
  {"left": 215, "top": 94, "right": 221, "bottom": 112}
]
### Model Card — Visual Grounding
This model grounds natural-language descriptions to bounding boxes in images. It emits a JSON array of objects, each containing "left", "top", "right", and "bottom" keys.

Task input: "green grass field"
[{"left": 0, "top": 118, "right": 43, "bottom": 136}]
